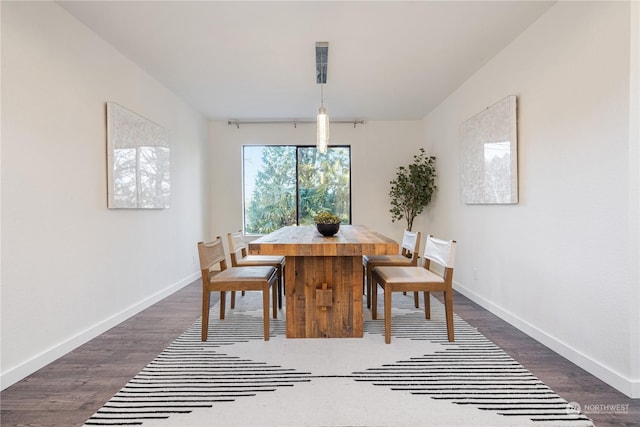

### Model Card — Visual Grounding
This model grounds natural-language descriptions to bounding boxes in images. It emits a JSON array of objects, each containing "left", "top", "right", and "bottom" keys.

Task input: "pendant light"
[{"left": 316, "top": 42, "right": 329, "bottom": 154}]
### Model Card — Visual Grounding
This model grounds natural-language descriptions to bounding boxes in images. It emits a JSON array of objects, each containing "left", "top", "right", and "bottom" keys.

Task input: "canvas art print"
[
  {"left": 106, "top": 102, "right": 170, "bottom": 209},
  {"left": 460, "top": 95, "right": 518, "bottom": 204}
]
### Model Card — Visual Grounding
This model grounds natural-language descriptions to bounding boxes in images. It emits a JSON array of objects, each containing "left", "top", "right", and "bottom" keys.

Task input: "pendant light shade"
[
  {"left": 316, "top": 42, "right": 329, "bottom": 153},
  {"left": 317, "top": 105, "right": 329, "bottom": 154}
]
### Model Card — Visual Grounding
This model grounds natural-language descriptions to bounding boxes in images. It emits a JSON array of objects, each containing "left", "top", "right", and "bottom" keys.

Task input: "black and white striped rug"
[{"left": 84, "top": 292, "right": 593, "bottom": 426}]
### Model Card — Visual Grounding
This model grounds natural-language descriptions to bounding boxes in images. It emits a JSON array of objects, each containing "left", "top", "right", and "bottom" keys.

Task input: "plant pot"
[{"left": 316, "top": 223, "right": 340, "bottom": 237}]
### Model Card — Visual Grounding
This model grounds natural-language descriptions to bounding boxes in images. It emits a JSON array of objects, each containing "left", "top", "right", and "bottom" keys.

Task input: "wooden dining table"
[{"left": 248, "top": 225, "right": 398, "bottom": 338}]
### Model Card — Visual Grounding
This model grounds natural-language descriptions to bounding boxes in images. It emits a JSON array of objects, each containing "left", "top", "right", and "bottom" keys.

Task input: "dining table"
[{"left": 248, "top": 225, "right": 399, "bottom": 338}]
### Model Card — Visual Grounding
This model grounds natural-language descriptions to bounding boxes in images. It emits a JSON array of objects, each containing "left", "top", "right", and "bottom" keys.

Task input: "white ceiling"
[{"left": 58, "top": 1, "right": 554, "bottom": 122}]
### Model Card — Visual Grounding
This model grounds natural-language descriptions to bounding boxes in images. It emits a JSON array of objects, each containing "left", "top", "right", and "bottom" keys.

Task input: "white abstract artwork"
[
  {"left": 460, "top": 95, "right": 518, "bottom": 204},
  {"left": 106, "top": 102, "right": 170, "bottom": 209}
]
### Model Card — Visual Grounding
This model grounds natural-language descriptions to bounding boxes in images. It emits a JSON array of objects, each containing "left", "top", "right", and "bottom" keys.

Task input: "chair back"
[
  {"left": 227, "top": 231, "right": 248, "bottom": 264},
  {"left": 197, "top": 238, "right": 228, "bottom": 278},
  {"left": 424, "top": 235, "right": 456, "bottom": 269},
  {"left": 400, "top": 230, "right": 421, "bottom": 264}
]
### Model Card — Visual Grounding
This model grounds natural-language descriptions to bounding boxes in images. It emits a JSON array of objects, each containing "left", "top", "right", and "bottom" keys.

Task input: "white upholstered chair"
[
  {"left": 363, "top": 230, "right": 421, "bottom": 309},
  {"left": 198, "top": 238, "right": 278, "bottom": 341},
  {"left": 371, "top": 235, "right": 457, "bottom": 344}
]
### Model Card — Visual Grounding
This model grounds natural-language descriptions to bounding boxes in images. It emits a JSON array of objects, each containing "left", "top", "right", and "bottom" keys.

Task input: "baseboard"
[
  {"left": 0, "top": 272, "right": 200, "bottom": 391},
  {"left": 453, "top": 281, "right": 639, "bottom": 399}
]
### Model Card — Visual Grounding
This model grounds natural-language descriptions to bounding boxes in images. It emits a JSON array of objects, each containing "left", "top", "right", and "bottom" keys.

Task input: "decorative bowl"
[{"left": 316, "top": 223, "right": 340, "bottom": 237}]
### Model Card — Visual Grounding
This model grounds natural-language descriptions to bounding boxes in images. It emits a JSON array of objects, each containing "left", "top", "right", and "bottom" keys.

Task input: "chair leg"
[
  {"left": 384, "top": 287, "right": 392, "bottom": 344},
  {"left": 366, "top": 266, "right": 373, "bottom": 309},
  {"left": 424, "top": 291, "right": 431, "bottom": 319},
  {"left": 231, "top": 290, "right": 236, "bottom": 309},
  {"left": 362, "top": 266, "right": 367, "bottom": 305},
  {"left": 272, "top": 279, "right": 278, "bottom": 319},
  {"left": 371, "top": 275, "right": 378, "bottom": 320},
  {"left": 444, "top": 290, "right": 454, "bottom": 342},
  {"left": 220, "top": 291, "right": 226, "bottom": 320},
  {"left": 262, "top": 286, "right": 270, "bottom": 341},
  {"left": 278, "top": 265, "right": 284, "bottom": 309},
  {"left": 402, "top": 291, "right": 419, "bottom": 308},
  {"left": 201, "top": 289, "right": 210, "bottom": 341}
]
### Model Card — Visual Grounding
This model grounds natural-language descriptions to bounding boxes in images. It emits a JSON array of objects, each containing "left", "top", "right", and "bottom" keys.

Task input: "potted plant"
[
  {"left": 389, "top": 148, "right": 436, "bottom": 231},
  {"left": 314, "top": 211, "right": 341, "bottom": 236}
]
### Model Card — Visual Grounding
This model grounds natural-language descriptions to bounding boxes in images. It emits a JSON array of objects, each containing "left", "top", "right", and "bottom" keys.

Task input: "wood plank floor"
[{"left": 1, "top": 280, "right": 638, "bottom": 426}]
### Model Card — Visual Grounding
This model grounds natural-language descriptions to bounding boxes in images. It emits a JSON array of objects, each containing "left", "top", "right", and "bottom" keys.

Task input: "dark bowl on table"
[{"left": 316, "top": 223, "right": 340, "bottom": 237}]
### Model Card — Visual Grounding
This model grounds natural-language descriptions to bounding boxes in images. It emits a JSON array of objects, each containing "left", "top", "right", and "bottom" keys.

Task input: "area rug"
[{"left": 84, "top": 292, "right": 593, "bottom": 427}]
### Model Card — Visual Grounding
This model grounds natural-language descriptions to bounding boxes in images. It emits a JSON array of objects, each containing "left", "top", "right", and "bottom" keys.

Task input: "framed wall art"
[
  {"left": 106, "top": 102, "right": 170, "bottom": 209},
  {"left": 459, "top": 95, "right": 518, "bottom": 204}
]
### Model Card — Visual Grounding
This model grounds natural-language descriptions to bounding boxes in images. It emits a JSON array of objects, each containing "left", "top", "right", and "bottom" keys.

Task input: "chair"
[
  {"left": 198, "top": 238, "right": 278, "bottom": 341},
  {"left": 363, "top": 230, "right": 421, "bottom": 309},
  {"left": 371, "top": 235, "right": 456, "bottom": 344},
  {"left": 227, "top": 230, "right": 285, "bottom": 309}
]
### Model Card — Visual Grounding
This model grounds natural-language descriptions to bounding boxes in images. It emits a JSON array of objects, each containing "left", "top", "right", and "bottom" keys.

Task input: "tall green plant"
[{"left": 389, "top": 148, "right": 436, "bottom": 231}]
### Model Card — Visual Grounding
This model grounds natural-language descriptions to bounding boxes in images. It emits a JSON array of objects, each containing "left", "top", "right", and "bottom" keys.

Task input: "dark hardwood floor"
[{"left": 1, "top": 280, "right": 638, "bottom": 426}]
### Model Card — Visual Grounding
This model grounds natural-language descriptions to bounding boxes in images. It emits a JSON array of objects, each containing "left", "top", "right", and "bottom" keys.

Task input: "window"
[{"left": 243, "top": 145, "right": 351, "bottom": 234}]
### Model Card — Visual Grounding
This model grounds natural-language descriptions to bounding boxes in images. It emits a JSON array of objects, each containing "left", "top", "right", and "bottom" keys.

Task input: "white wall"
[
  {"left": 422, "top": 1, "right": 639, "bottom": 397},
  {"left": 208, "top": 120, "right": 425, "bottom": 241},
  {"left": 630, "top": 0, "right": 640, "bottom": 398},
  {"left": 1, "top": 2, "right": 210, "bottom": 389}
]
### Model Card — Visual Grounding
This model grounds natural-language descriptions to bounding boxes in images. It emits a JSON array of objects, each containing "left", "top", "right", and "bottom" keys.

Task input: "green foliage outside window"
[{"left": 244, "top": 146, "right": 297, "bottom": 234}]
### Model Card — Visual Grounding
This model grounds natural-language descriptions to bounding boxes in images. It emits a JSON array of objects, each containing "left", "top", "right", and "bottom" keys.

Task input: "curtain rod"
[{"left": 227, "top": 120, "right": 365, "bottom": 129}]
